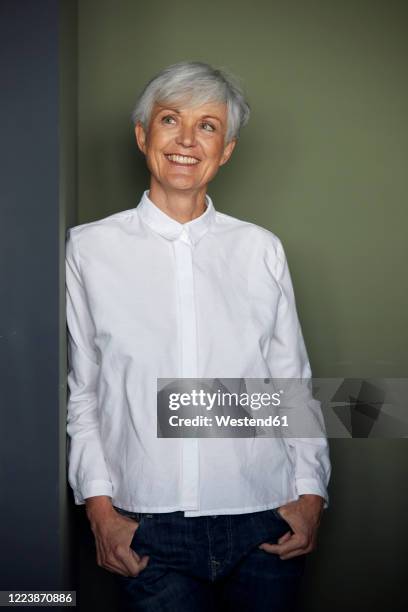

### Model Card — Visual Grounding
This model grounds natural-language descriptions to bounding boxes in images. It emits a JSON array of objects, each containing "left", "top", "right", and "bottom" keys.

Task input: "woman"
[{"left": 66, "top": 61, "right": 331, "bottom": 612}]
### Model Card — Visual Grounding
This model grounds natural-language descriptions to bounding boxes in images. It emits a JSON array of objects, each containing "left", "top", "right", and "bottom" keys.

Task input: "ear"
[
  {"left": 219, "top": 138, "right": 237, "bottom": 166},
  {"left": 135, "top": 121, "right": 147, "bottom": 155}
]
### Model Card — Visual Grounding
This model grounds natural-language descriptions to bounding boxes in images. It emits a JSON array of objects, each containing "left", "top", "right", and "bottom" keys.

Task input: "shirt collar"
[{"left": 136, "top": 190, "right": 216, "bottom": 245}]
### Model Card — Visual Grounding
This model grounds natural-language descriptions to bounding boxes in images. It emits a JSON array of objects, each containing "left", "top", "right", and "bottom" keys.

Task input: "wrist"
[
  {"left": 299, "top": 494, "right": 324, "bottom": 508},
  {"left": 85, "top": 495, "right": 114, "bottom": 527}
]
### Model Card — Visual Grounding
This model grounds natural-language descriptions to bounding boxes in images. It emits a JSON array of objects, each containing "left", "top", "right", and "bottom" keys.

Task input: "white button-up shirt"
[{"left": 65, "top": 190, "right": 331, "bottom": 516}]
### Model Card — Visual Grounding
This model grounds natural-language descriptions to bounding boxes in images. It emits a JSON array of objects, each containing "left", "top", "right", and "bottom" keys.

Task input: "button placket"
[{"left": 173, "top": 233, "right": 199, "bottom": 510}]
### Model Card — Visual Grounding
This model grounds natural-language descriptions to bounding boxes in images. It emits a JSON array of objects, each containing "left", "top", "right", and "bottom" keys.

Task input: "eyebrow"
[
  {"left": 202, "top": 115, "right": 222, "bottom": 124},
  {"left": 156, "top": 106, "right": 223, "bottom": 124}
]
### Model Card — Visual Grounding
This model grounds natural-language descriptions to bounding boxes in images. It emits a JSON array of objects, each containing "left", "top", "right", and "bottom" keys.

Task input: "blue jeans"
[{"left": 113, "top": 506, "right": 307, "bottom": 612}]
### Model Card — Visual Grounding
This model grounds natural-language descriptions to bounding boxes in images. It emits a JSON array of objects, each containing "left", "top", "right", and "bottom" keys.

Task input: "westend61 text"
[{"left": 168, "top": 415, "right": 289, "bottom": 427}]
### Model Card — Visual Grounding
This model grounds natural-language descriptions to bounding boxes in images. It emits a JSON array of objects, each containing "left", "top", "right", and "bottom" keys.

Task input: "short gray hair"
[{"left": 131, "top": 61, "right": 250, "bottom": 144}]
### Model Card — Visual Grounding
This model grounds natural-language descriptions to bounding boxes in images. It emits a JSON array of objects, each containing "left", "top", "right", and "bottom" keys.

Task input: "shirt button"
[{"left": 180, "top": 227, "right": 191, "bottom": 243}]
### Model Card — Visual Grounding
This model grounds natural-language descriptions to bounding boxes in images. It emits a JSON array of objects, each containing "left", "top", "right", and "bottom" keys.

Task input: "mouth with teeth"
[{"left": 165, "top": 153, "right": 200, "bottom": 166}]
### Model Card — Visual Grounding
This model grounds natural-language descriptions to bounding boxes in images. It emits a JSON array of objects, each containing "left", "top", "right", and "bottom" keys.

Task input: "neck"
[{"left": 148, "top": 180, "right": 207, "bottom": 223}]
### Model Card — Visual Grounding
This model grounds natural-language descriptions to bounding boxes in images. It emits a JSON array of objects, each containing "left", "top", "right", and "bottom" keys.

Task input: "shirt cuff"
[
  {"left": 73, "top": 479, "right": 113, "bottom": 505},
  {"left": 295, "top": 477, "right": 329, "bottom": 509}
]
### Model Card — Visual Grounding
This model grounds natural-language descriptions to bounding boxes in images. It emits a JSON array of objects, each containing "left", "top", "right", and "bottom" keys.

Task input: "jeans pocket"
[
  {"left": 129, "top": 518, "right": 144, "bottom": 550},
  {"left": 271, "top": 507, "right": 288, "bottom": 523}
]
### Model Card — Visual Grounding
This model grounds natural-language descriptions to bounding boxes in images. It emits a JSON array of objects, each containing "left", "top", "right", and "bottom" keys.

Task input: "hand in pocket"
[{"left": 90, "top": 510, "right": 150, "bottom": 577}]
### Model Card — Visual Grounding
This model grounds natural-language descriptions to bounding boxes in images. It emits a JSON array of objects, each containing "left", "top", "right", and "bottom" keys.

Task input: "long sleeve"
[
  {"left": 267, "top": 237, "right": 331, "bottom": 508},
  {"left": 65, "top": 228, "right": 113, "bottom": 505}
]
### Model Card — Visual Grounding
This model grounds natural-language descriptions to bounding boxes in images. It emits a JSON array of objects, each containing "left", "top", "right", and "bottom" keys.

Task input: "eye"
[
  {"left": 201, "top": 121, "right": 215, "bottom": 132},
  {"left": 161, "top": 115, "right": 176, "bottom": 125}
]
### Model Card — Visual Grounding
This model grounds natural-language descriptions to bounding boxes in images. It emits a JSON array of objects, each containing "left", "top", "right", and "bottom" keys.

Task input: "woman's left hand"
[{"left": 258, "top": 494, "right": 324, "bottom": 560}]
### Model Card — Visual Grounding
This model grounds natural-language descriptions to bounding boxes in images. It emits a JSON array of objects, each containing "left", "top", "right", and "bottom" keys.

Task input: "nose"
[{"left": 175, "top": 123, "right": 196, "bottom": 148}]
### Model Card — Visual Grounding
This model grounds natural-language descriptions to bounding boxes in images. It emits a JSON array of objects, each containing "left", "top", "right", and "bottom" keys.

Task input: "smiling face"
[{"left": 135, "top": 100, "right": 236, "bottom": 196}]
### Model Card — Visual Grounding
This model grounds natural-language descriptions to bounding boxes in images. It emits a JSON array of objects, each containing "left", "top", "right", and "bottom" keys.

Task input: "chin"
[{"left": 165, "top": 179, "right": 200, "bottom": 191}]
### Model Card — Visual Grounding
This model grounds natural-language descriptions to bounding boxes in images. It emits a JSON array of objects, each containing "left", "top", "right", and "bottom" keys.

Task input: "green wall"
[
  {"left": 76, "top": 2, "right": 408, "bottom": 610},
  {"left": 78, "top": 0, "right": 408, "bottom": 379}
]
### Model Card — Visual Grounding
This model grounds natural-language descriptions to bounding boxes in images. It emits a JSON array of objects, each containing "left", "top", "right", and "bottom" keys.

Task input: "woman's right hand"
[{"left": 86, "top": 497, "right": 150, "bottom": 576}]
